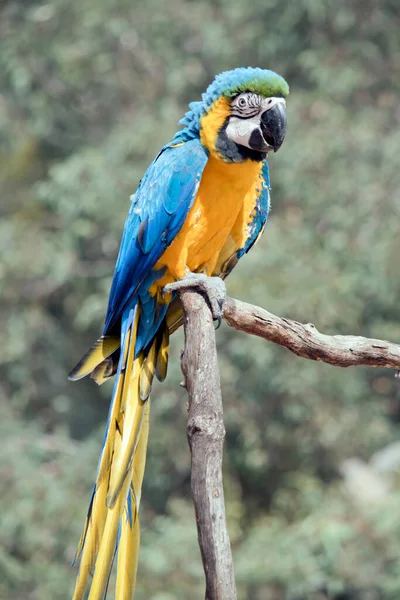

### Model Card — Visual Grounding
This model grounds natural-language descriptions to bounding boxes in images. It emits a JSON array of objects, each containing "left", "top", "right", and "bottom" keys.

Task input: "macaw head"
[{"left": 178, "top": 67, "right": 289, "bottom": 163}]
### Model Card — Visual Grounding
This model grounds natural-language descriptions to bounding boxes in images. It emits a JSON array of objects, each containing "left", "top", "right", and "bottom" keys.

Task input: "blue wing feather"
[
  {"left": 238, "top": 160, "right": 271, "bottom": 258},
  {"left": 104, "top": 139, "right": 208, "bottom": 334}
]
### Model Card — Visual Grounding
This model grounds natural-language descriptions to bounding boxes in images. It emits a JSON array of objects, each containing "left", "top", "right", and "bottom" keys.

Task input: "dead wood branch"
[
  {"left": 223, "top": 297, "right": 400, "bottom": 370},
  {"left": 178, "top": 289, "right": 237, "bottom": 600}
]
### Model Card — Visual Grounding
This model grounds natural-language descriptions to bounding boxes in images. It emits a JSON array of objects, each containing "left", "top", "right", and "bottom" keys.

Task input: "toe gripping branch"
[{"left": 164, "top": 273, "right": 226, "bottom": 328}]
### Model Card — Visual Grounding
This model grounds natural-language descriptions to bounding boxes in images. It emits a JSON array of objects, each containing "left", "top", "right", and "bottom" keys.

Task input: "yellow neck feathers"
[{"left": 199, "top": 96, "right": 231, "bottom": 159}]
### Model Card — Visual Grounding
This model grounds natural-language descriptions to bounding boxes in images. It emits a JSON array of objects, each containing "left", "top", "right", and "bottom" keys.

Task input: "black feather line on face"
[
  {"left": 231, "top": 92, "right": 262, "bottom": 118},
  {"left": 216, "top": 118, "right": 266, "bottom": 163}
]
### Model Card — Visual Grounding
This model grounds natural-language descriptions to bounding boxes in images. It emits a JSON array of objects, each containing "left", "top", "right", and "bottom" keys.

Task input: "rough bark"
[
  {"left": 223, "top": 297, "right": 400, "bottom": 370},
  {"left": 179, "top": 289, "right": 237, "bottom": 600}
]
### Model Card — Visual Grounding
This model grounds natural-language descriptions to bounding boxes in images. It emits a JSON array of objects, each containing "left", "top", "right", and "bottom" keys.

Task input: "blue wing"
[
  {"left": 103, "top": 139, "right": 208, "bottom": 334},
  {"left": 238, "top": 160, "right": 270, "bottom": 258}
]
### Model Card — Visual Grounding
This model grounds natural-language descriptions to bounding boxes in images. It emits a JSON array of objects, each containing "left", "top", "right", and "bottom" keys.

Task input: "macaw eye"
[{"left": 238, "top": 97, "right": 247, "bottom": 108}]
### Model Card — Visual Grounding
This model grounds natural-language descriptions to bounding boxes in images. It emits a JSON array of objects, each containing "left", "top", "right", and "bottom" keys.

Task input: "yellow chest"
[{"left": 152, "top": 155, "right": 263, "bottom": 293}]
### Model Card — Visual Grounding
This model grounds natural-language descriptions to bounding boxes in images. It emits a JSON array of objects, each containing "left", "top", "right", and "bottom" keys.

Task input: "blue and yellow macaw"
[{"left": 69, "top": 67, "right": 288, "bottom": 599}]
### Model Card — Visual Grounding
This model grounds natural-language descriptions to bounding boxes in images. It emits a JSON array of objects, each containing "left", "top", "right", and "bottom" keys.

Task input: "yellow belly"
[{"left": 150, "top": 154, "right": 264, "bottom": 298}]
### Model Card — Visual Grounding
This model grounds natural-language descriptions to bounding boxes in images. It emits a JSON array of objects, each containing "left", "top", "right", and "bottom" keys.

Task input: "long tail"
[{"left": 70, "top": 305, "right": 169, "bottom": 600}]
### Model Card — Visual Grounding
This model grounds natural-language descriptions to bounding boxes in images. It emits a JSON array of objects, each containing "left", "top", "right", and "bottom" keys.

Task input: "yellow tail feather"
[
  {"left": 139, "top": 341, "right": 157, "bottom": 400},
  {"left": 155, "top": 326, "right": 169, "bottom": 382},
  {"left": 68, "top": 336, "right": 120, "bottom": 381},
  {"left": 165, "top": 297, "right": 183, "bottom": 336},
  {"left": 72, "top": 475, "right": 110, "bottom": 599},
  {"left": 88, "top": 473, "right": 132, "bottom": 600},
  {"left": 116, "top": 399, "right": 150, "bottom": 600},
  {"left": 116, "top": 492, "right": 141, "bottom": 600},
  {"left": 72, "top": 308, "right": 162, "bottom": 600},
  {"left": 90, "top": 357, "right": 116, "bottom": 385},
  {"left": 107, "top": 355, "right": 145, "bottom": 508}
]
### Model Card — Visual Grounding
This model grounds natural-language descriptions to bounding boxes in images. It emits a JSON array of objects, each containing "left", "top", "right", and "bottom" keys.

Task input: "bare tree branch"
[
  {"left": 178, "top": 289, "right": 237, "bottom": 600},
  {"left": 223, "top": 297, "right": 400, "bottom": 370}
]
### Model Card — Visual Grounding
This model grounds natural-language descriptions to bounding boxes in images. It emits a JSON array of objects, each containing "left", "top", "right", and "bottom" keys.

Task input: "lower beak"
[{"left": 260, "top": 102, "right": 287, "bottom": 152}]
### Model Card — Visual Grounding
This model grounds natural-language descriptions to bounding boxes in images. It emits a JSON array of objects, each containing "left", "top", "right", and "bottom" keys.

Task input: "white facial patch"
[
  {"left": 225, "top": 114, "right": 262, "bottom": 148},
  {"left": 226, "top": 95, "right": 286, "bottom": 150}
]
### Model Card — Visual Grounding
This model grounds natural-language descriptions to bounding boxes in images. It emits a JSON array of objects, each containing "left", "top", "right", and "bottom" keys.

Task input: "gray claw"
[{"left": 164, "top": 273, "right": 226, "bottom": 323}]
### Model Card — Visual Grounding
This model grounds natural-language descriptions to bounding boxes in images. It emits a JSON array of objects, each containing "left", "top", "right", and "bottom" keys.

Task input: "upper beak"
[{"left": 260, "top": 101, "right": 287, "bottom": 152}]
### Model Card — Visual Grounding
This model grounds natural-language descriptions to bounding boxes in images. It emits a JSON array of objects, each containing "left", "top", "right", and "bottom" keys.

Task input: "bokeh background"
[{"left": 1, "top": 1, "right": 400, "bottom": 598}]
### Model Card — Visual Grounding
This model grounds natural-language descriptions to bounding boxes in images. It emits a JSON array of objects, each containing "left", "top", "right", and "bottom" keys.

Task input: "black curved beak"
[{"left": 260, "top": 102, "right": 287, "bottom": 152}]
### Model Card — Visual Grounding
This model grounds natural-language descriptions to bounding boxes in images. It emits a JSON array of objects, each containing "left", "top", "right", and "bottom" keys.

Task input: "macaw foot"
[{"left": 164, "top": 273, "right": 226, "bottom": 327}]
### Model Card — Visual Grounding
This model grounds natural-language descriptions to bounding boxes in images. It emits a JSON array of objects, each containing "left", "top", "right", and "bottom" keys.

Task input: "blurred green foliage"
[{"left": 1, "top": 0, "right": 400, "bottom": 598}]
